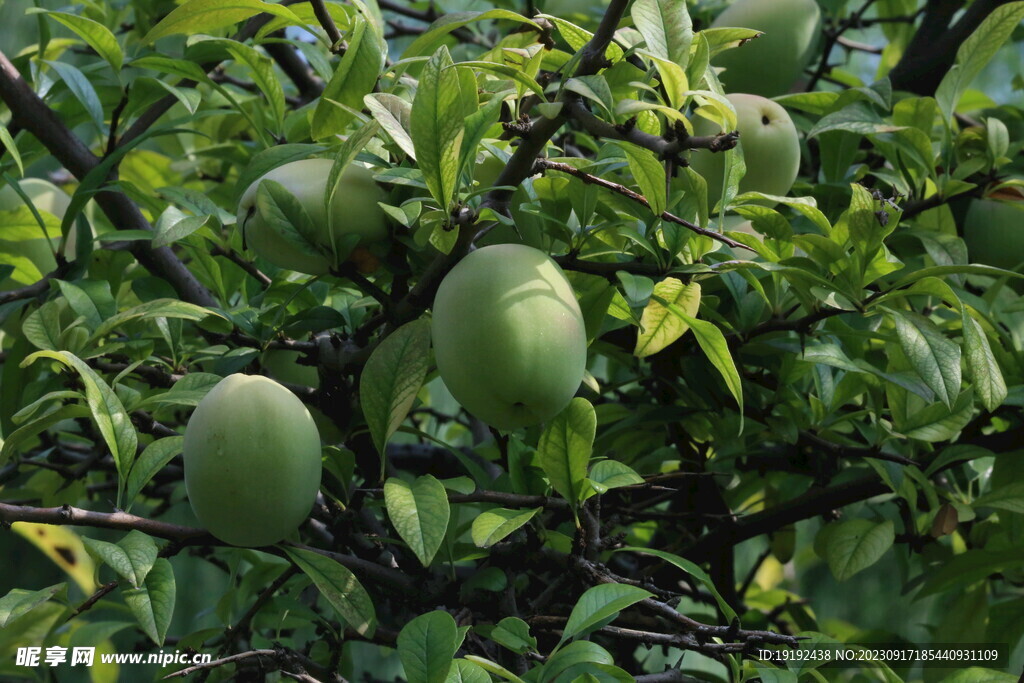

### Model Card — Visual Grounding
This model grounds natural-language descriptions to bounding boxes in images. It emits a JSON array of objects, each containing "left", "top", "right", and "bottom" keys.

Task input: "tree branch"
[
  {"left": 0, "top": 502, "right": 414, "bottom": 593},
  {"left": 889, "top": 0, "right": 1015, "bottom": 95},
  {"left": 535, "top": 159, "right": 755, "bottom": 251},
  {"left": 0, "top": 50, "right": 217, "bottom": 308},
  {"left": 682, "top": 476, "right": 889, "bottom": 563},
  {"left": 566, "top": 99, "right": 739, "bottom": 157}
]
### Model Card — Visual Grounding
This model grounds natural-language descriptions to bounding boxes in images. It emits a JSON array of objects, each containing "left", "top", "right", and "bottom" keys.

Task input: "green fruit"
[
  {"left": 184, "top": 374, "right": 322, "bottom": 547},
  {"left": 688, "top": 93, "right": 800, "bottom": 206},
  {"left": 963, "top": 198, "right": 1024, "bottom": 272},
  {"left": 474, "top": 146, "right": 511, "bottom": 190},
  {"left": 0, "top": 178, "right": 73, "bottom": 288},
  {"left": 236, "top": 158, "right": 387, "bottom": 275},
  {"left": 431, "top": 244, "right": 587, "bottom": 430},
  {"left": 710, "top": 0, "right": 822, "bottom": 97}
]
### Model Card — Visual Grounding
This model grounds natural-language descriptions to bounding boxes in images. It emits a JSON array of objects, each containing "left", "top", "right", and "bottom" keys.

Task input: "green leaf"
[
  {"left": 254, "top": 178, "right": 323, "bottom": 259},
  {"left": 384, "top": 475, "right": 451, "bottom": 567},
  {"left": 21, "top": 351, "right": 138, "bottom": 497},
  {"left": 889, "top": 264, "right": 1024, "bottom": 290},
  {"left": 613, "top": 546, "right": 736, "bottom": 622},
  {"left": 312, "top": 15, "right": 386, "bottom": 139},
  {"left": 630, "top": 0, "right": 692, "bottom": 66},
  {"left": 153, "top": 205, "right": 210, "bottom": 248},
  {"left": 326, "top": 121, "right": 382, "bottom": 231},
  {"left": 365, "top": 93, "right": 417, "bottom": 159},
  {"left": 635, "top": 279, "right": 700, "bottom": 358},
  {"left": 402, "top": 10, "right": 538, "bottom": 59},
  {"left": 454, "top": 62, "right": 546, "bottom": 100},
  {"left": 824, "top": 519, "right": 894, "bottom": 582},
  {"left": 283, "top": 547, "right": 377, "bottom": 636},
  {"left": 917, "top": 548, "right": 1024, "bottom": 598},
  {"left": 659, "top": 302, "right": 743, "bottom": 411},
  {"left": 541, "top": 641, "right": 615, "bottom": 682},
  {"left": 143, "top": 0, "right": 304, "bottom": 43},
  {"left": 891, "top": 311, "right": 961, "bottom": 411},
  {"left": 124, "top": 437, "right": 184, "bottom": 511},
  {"left": 901, "top": 389, "right": 975, "bottom": 442},
  {"left": 561, "top": 584, "right": 652, "bottom": 642},
  {"left": 974, "top": 482, "right": 1024, "bottom": 514},
  {"left": 91, "top": 299, "right": 217, "bottom": 343},
  {"left": 961, "top": 310, "right": 1007, "bottom": 412},
  {"left": 471, "top": 507, "right": 541, "bottom": 548},
  {"left": 46, "top": 60, "right": 105, "bottom": 131},
  {"left": 564, "top": 75, "right": 615, "bottom": 120},
  {"left": 82, "top": 531, "right": 158, "bottom": 589},
  {"left": 146, "top": 78, "right": 202, "bottom": 115},
  {"left": 217, "top": 39, "right": 287, "bottom": 133},
  {"left": 538, "top": 398, "right": 596, "bottom": 507},
  {"left": 446, "top": 659, "right": 492, "bottom": 683},
  {"left": 935, "top": 2, "right": 1024, "bottom": 122},
  {"left": 462, "top": 655, "right": 527, "bottom": 683},
  {"left": 619, "top": 142, "right": 667, "bottom": 216},
  {"left": 585, "top": 461, "right": 644, "bottom": 498},
  {"left": 0, "top": 125, "right": 24, "bottom": 176},
  {"left": 411, "top": 46, "right": 464, "bottom": 210},
  {"left": 360, "top": 318, "right": 432, "bottom": 458},
  {"left": 540, "top": 15, "right": 625, "bottom": 63},
  {"left": 233, "top": 145, "right": 325, "bottom": 200},
  {"left": 40, "top": 11, "right": 123, "bottom": 72},
  {"left": 122, "top": 557, "right": 175, "bottom": 645},
  {"left": 0, "top": 405, "right": 92, "bottom": 466},
  {"left": 398, "top": 610, "right": 459, "bottom": 683},
  {"left": 0, "top": 584, "right": 66, "bottom": 628},
  {"left": 484, "top": 617, "right": 537, "bottom": 654}
]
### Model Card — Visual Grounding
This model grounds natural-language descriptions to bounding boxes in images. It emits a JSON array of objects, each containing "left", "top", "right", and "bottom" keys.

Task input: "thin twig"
[{"left": 535, "top": 159, "right": 754, "bottom": 251}]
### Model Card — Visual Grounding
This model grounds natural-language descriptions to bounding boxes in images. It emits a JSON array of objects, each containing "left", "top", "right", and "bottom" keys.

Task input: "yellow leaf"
[
  {"left": 13, "top": 523, "right": 97, "bottom": 594},
  {"left": 635, "top": 279, "right": 701, "bottom": 358}
]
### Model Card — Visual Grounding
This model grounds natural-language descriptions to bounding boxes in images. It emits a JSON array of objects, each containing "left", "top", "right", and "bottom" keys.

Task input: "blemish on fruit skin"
[{"left": 761, "top": 115, "right": 770, "bottom": 125}]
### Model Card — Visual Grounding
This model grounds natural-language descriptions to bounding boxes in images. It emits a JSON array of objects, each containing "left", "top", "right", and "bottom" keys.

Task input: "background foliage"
[{"left": 1, "top": 0, "right": 1024, "bottom": 681}]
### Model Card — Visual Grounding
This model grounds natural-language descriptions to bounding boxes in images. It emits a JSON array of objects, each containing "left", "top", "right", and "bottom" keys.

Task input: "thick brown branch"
[
  {"left": 0, "top": 51, "right": 216, "bottom": 307},
  {"left": 566, "top": 99, "right": 739, "bottom": 157},
  {"left": 683, "top": 476, "right": 889, "bottom": 563},
  {"left": 310, "top": 0, "right": 344, "bottom": 52},
  {"left": 889, "top": 0, "right": 1015, "bottom": 95}
]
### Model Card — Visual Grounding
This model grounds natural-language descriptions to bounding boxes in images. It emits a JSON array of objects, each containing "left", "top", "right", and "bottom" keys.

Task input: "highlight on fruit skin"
[
  {"left": 431, "top": 243, "right": 588, "bottom": 431},
  {"left": 183, "top": 373, "right": 322, "bottom": 547},
  {"left": 709, "top": 0, "right": 822, "bottom": 98},
  {"left": 235, "top": 157, "right": 388, "bottom": 275},
  {"left": 687, "top": 93, "right": 801, "bottom": 206}
]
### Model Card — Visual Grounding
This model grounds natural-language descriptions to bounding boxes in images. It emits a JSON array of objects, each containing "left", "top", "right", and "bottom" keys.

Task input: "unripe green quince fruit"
[
  {"left": 688, "top": 93, "right": 800, "bottom": 206},
  {"left": 710, "top": 0, "right": 822, "bottom": 97},
  {"left": 0, "top": 178, "right": 73, "bottom": 288},
  {"left": 963, "top": 197, "right": 1024, "bottom": 272},
  {"left": 431, "top": 244, "right": 587, "bottom": 430},
  {"left": 184, "top": 374, "right": 322, "bottom": 547},
  {"left": 236, "top": 158, "right": 388, "bottom": 275},
  {"left": 474, "top": 147, "right": 510, "bottom": 191}
]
